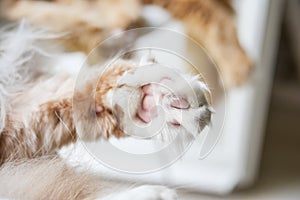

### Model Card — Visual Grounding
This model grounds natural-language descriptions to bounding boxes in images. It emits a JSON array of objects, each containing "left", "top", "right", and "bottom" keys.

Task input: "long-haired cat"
[
  {"left": 0, "top": 0, "right": 250, "bottom": 199},
  {"left": 0, "top": 21, "right": 212, "bottom": 199}
]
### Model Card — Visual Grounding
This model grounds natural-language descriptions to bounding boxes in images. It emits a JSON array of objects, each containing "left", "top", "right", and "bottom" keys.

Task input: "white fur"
[
  {"left": 0, "top": 20, "right": 59, "bottom": 133},
  {"left": 112, "top": 63, "right": 212, "bottom": 141},
  {"left": 101, "top": 185, "right": 177, "bottom": 200},
  {"left": 0, "top": 21, "right": 208, "bottom": 200}
]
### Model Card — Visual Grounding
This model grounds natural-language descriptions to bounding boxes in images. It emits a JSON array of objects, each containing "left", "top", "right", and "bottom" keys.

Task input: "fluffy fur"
[
  {"left": 1, "top": 0, "right": 252, "bottom": 87},
  {"left": 0, "top": 22, "right": 211, "bottom": 199},
  {"left": 0, "top": 0, "right": 250, "bottom": 198},
  {"left": 0, "top": 20, "right": 54, "bottom": 133},
  {"left": 0, "top": 157, "right": 178, "bottom": 199}
]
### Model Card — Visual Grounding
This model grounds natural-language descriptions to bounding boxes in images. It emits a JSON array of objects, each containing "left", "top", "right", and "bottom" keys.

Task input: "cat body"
[
  {"left": 0, "top": 21, "right": 211, "bottom": 199},
  {"left": 0, "top": 0, "right": 250, "bottom": 199}
]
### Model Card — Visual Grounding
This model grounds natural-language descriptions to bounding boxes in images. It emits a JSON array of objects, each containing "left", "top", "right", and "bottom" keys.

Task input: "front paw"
[{"left": 111, "top": 63, "right": 213, "bottom": 140}]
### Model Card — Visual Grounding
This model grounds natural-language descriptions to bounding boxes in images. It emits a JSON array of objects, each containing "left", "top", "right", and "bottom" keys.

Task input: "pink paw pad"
[
  {"left": 136, "top": 84, "right": 190, "bottom": 123},
  {"left": 137, "top": 84, "right": 158, "bottom": 123},
  {"left": 170, "top": 97, "right": 190, "bottom": 109}
]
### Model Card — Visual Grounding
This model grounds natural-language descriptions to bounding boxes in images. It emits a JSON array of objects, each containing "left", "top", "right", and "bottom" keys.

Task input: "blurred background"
[{"left": 181, "top": 0, "right": 300, "bottom": 199}]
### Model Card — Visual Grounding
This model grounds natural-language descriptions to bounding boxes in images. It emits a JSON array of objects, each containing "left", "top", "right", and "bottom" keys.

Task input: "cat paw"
[{"left": 111, "top": 62, "right": 213, "bottom": 139}]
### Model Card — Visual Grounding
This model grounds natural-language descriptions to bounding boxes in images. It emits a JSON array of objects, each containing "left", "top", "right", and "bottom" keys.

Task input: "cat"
[
  {"left": 0, "top": 21, "right": 212, "bottom": 199},
  {"left": 1, "top": 0, "right": 252, "bottom": 88},
  {"left": 0, "top": 0, "right": 250, "bottom": 198}
]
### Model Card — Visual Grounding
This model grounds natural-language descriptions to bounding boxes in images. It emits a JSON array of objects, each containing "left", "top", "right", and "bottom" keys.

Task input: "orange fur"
[
  {"left": 0, "top": 1, "right": 249, "bottom": 198},
  {"left": 1, "top": 0, "right": 252, "bottom": 87},
  {"left": 0, "top": 61, "right": 135, "bottom": 163},
  {"left": 0, "top": 57, "right": 179, "bottom": 199}
]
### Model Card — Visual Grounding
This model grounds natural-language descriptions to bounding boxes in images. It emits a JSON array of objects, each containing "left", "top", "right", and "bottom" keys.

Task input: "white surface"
[{"left": 59, "top": 0, "right": 284, "bottom": 195}]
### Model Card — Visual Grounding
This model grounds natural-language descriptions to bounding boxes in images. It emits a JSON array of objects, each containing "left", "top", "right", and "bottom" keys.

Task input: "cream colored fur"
[
  {"left": 0, "top": 22, "right": 211, "bottom": 199},
  {"left": 1, "top": 0, "right": 252, "bottom": 88}
]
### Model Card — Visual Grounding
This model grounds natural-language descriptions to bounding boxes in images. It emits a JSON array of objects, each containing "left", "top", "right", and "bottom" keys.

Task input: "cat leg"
[
  {"left": 0, "top": 61, "right": 137, "bottom": 162},
  {"left": 1, "top": 0, "right": 141, "bottom": 52},
  {"left": 1, "top": 59, "right": 212, "bottom": 162}
]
